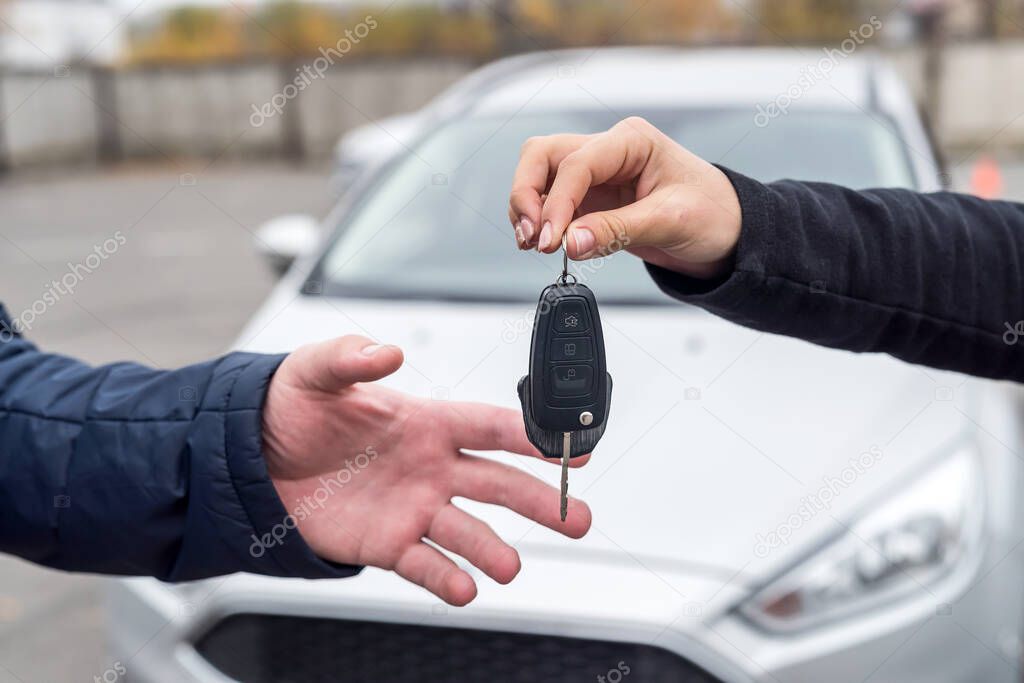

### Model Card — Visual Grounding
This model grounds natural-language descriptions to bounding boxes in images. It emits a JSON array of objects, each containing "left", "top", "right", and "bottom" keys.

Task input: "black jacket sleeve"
[
  {"left": 0, "top": 304, "right": 360, "bottom": 581},
  {"left": 646, "top": 168, "right": 1024, "bottom": 381}
]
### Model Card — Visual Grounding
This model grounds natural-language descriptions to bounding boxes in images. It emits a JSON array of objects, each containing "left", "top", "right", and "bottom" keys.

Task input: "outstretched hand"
[{"left": 262, "top": 335, "right": 591, "bottom": 605}]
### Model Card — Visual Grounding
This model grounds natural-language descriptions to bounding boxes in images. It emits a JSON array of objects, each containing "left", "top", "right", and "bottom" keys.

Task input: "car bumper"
[{"left": 108, "top": 536, "right": 1022, "bottom": 683}]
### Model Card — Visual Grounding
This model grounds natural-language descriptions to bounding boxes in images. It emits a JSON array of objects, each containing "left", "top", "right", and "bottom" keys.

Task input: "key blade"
[{"left": 560, "top": 431, "right": 570, "bottom": 522}]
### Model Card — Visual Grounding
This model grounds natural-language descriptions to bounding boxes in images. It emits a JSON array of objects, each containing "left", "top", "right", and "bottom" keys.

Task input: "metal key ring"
[{"left": 558, "top": 234, "right": 577, "bottom": 285}]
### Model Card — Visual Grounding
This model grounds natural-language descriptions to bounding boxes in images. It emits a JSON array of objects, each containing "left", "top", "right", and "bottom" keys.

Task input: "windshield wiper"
[{"left": 310, "top": 282, "right": 675, "bottom": 306}]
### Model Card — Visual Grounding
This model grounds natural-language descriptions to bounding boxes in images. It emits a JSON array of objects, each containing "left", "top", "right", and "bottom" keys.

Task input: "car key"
[{"left": 517, "top": 237, "right": 612, "bottom": 521}]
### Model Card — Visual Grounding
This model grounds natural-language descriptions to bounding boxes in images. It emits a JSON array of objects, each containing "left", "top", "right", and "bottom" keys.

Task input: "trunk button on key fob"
[{"left": 550, "top": 365, "right": 594, "bottom": 396}]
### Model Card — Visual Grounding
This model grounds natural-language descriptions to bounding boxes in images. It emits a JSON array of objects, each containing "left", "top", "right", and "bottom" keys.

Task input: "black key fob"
[{"left": 517, "top": 281, "right": 612, "bottom": 459}]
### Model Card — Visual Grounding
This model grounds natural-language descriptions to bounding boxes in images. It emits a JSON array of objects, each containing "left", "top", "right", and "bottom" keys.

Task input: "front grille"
[{"left": 194, "top": 613, "right": 723, "bottom": 683}]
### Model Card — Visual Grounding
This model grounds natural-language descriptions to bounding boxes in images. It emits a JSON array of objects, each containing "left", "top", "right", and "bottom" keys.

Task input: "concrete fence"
[
  {"left": 0, "top": 59, "right": 471, "bottom": 170},
  {"left": 885, "top": 44, "right": 1024, "bottom": 154},
  {"left": 1, "top": 43, "right": 1023, "bottom": 172}
]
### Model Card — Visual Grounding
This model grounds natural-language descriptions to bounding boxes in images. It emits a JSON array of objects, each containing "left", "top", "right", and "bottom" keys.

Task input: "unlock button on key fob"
[{"left": 550, "top": 337, "right": 593, "bottom": 361}]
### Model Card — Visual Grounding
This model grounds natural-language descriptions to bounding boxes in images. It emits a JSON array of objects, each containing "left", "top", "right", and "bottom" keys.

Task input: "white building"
[{"left": 0, "top": 0, "right": 125, "bottom": 67}]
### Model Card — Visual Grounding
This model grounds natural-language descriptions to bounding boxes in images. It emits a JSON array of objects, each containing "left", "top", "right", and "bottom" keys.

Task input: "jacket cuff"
[
  {"left": 645, "top": 166, "right": 775, "bottom": 318},
  {"left": 221, "top": 353, "right": 363, "bottom": 580},
  {"left": 0, "top": 303, "right": 22, "bottom": 340}
]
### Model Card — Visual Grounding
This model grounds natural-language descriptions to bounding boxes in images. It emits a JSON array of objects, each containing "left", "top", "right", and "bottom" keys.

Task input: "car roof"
[
  {"left": 401, "top": 47, "right": 938, "bottom": 191},
  {"left": 462, "top": 47, "right": 878, "bottom": 115}
]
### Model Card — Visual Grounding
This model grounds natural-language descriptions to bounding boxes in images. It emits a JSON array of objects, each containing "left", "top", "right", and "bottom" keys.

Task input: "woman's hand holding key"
[{"left": 508, "top": 116, "right": 743, "bottom": 280}]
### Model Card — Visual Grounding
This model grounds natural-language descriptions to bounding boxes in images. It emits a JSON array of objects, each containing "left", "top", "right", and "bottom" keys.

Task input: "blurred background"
[
  {"left": 1, "top": 0, "right": 1024, "bottom": 680},
  {"left": 3, "top": 0, "right": 1024, "bottom": 172}
]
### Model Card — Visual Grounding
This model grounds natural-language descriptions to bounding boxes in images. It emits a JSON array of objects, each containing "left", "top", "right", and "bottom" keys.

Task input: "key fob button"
[
  {"left": 549, "top": 337, "right": 593, "bottom": 361},
  {"left": 550, "top": 365, "right": 594, "bottom": 396},
  {"left": 553, "top": 300, "right": 590, "bottom": 333}
]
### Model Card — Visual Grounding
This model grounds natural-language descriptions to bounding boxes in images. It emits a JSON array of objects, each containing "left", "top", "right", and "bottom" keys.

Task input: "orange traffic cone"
[{"left": 970, "top": 155, "right": 1003, "bottom": 200}]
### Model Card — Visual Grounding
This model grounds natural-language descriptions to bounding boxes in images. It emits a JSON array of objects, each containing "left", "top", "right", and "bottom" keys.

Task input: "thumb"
[
  {"left": 288, "top": 335, "right": 404, "bottom": 394},
  {"left": 563, "top": 192, "right": 677, "bottom": 260}
]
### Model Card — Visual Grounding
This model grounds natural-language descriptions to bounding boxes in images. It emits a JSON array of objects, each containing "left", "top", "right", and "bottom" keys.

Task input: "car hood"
[{"left": 236, "top": 294, "right": 971, "bottom": 584}]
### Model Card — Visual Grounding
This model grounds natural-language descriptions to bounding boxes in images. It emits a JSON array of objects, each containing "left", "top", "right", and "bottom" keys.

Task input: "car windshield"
[{"left": 317, "top": 109, "right": 916, "bottom": 303}]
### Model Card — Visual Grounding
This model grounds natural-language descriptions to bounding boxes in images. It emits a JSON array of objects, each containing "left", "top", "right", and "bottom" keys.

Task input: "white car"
[
  {"left": 109, "top": 48, "right": 1024, "bottom": 682},
  {"left": 328, "top": 51, "right": 561, "bottom": 193}
]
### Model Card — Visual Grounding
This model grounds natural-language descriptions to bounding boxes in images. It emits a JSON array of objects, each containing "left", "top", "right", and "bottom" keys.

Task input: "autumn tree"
[{"left": 752, "top": 0, "right": 866, "bottom": 42}]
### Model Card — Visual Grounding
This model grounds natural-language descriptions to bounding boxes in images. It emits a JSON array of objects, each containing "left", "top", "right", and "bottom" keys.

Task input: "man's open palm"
[{"left": 262, "top": 335, "right": 591, "bottom": 605}]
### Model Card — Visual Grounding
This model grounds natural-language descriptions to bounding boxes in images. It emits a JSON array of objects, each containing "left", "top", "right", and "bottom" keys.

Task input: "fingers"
[
  {"left": 427, "top": 503, "right": 520, "bottom": 585},
  {"left": 537, "top": 118, "right": 657, "bottom": 253},
  {"left": 509, "top": 134, "right": 591, "bottom": 248},
  {"left": 290, "top": 335, "right": 404, "bottom": 394},
  {"left": 394, "top": 541, "right": 478, "bottom": 606},
  {"left": 443, "top": 402, "right": 590, "bottom": 467},
  {"left": 453, "top": 453, "right": 592, "bottom": 539},
  {"left": 565, "top": 190, "right": 679, "bottom": 261}
]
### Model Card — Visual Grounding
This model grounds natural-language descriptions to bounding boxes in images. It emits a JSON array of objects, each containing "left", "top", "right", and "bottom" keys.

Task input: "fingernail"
[
  {"left": 361, "top": 344, "right": 384, "bottom": 355},
  {"left": 519, "top": 216, "right": 534, "bottom": 242},
  {"left": 570, "top": 226, "right": 596, "bottom": 257},
  {"left": 537, "top": 221, "right": 552, "bottom": 251},
  {"left": 514, "top": 222, "right": 526, "bottom": 248}
]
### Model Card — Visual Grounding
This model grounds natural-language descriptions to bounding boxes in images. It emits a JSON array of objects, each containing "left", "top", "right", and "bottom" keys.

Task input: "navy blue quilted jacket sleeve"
[{"left": 0, "top": 304, "right": 359, "bottom": 582}]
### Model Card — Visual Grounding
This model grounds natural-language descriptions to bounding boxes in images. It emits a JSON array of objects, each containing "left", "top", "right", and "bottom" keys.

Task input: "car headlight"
[{"left": 740, "top": 444, "right": 984, "bottom": 633}]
